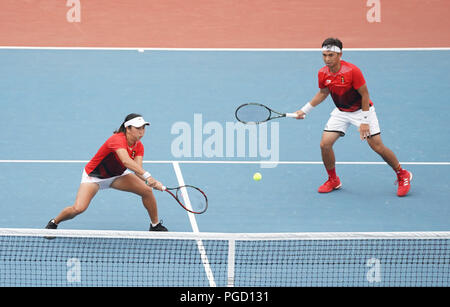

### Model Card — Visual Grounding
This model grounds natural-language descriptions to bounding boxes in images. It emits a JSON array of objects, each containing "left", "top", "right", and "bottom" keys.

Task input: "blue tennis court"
[
  {"left": 0, "top": 48, "right": 449, "bottom": 233},
  {"left": 1, "top": 48, "right": 450, "bottom": 289}
]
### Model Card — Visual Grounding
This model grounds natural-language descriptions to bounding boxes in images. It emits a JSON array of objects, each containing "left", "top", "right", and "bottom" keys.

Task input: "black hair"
[
  {"left": 114, "top": 113, "right": 143, "bottom": 134},
  {"left": 321, "top": 37, "right": 343, "bottom": 50}
]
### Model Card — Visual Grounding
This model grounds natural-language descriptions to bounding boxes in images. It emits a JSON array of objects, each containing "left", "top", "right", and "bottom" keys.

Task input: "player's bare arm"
[
  {"left": 295, "top": 87, "right": 330, "bottom": 119},
  {"left": 115, "top": 148, "right": 164, "bottom": 190},
  {"left": 115, "top": 148, "right": 146, "bottom": 175},
  {"left": 356, "top": 84, "right": 371, "bottom": 140}
]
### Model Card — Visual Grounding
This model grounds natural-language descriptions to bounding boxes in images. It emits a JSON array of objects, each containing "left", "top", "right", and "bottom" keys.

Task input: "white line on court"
[
  {"left": 171, "top": 162, "right": 201, "bottom": 233},
  {"left": 171, "top": 161, "right": 216, "bottom": 287}
]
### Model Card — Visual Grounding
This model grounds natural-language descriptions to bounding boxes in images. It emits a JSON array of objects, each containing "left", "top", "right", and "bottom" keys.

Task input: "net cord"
[{"left": 1, "top": 228, "right": 449, "bottom": 240}]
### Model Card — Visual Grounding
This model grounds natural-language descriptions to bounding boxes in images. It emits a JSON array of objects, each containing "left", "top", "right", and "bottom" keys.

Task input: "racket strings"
[
  {"left": 176, "top": 186, "right": 207, "bottom": 213},
  {"left": 236, "top": 104, "right": 271, "bottom": 123}
]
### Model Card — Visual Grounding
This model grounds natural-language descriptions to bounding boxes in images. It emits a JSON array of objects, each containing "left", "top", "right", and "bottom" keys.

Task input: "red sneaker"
[
  {"left": 396, "top": 170, "right": 412, "bottom": 197},
  {"left": 318, "top": 176, "right": 342, "bottom": 193}
]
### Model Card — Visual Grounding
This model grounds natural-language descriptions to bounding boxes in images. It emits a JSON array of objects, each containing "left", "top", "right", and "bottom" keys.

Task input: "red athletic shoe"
[
  {"left": 396, "top": 170, "right": 412, "bottom": 197},
  {"left": 318, "top": 176, "right": 342, "bottom": 193}
]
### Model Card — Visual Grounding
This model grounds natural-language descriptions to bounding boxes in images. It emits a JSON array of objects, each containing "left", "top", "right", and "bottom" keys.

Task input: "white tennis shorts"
[
  {"left": 324, "top": 106, "right": 381, "bottom": 137},
  {"left": 81, "top": 169, "right": 133, "bottom": 190}
]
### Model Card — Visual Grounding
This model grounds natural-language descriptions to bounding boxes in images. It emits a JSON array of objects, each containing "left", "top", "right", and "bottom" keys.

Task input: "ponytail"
[{"left": 113, "top": 124, "right": 126, "bottom": 134}]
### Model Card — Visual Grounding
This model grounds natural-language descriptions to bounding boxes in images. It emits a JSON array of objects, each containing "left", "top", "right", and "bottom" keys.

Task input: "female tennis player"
[
  {"left": 45, "top": 113, "right": 168, "bottom": 231},
  {"left": 294, "top": 38, "right": 412, "bottom": 197}
]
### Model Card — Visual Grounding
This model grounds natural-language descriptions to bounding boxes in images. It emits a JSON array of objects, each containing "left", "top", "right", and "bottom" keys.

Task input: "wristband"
[
  {"left": 142, "top": 171, "right": 151, "bottom": 179},
  {"left": 361, "top": 111, "right": 370, "bottom": 124},
  {"left": 301, "top": 102, "right": 314, "bottom": 114}
]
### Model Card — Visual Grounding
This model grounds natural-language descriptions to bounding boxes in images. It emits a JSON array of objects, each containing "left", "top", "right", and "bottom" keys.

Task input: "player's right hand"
[
  {"left": 294, "top": 110, "right": 306, "bottom": 119},
  {"left": 146, "top": 178, "right": 165, "bottom": 191}
]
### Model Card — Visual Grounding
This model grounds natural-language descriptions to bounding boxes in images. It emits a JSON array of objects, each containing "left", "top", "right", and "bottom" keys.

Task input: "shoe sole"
[
  {"left": 318, "top": 183, "right": 342, "bottom": 193},
  {"left": 44, "top": 232, "right": 56, "bottom": 240}
]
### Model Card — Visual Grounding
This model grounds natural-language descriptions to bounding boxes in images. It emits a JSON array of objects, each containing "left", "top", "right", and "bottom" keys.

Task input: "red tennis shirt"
[
  {"left": 318, "top": 60, "right": 373, "bottom": 112},
  {"left": 85, "top": 132, "right": 144, "bottom": 179}
]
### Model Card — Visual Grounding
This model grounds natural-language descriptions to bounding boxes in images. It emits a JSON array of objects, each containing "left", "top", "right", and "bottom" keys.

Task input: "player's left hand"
[{"left": 359, "top": 123, "right": 371, "bottom": 140}]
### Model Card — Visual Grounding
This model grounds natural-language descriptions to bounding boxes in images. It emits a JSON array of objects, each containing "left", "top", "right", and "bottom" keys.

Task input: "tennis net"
[{"left": 0, "top": 228, "right": 449, "bottom": 287}]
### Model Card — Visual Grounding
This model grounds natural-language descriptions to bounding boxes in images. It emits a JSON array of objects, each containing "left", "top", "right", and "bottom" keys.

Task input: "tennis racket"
[
  {"left": 235, "top": 103, "right": 299, "bottom": 124},
  {"left": 163, "top": 185, "right": 208, "bottom": 214}
]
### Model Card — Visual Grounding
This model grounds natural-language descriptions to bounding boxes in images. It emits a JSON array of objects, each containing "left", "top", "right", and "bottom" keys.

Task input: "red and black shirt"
[
  {"left": 85, "top": 132, "right": 144, "bottom": 179},
  {"left": 318, "top": 60, "right": 373, "bottom": 112}
]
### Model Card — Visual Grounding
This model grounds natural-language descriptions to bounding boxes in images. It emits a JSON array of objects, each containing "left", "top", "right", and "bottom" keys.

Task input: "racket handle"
[{"left": 285, "top": 113, "right": 298, "bottom": 118}]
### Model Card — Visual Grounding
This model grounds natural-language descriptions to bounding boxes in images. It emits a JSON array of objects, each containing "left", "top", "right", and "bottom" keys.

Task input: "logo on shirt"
[
  {"left": 325, "top": 79, "right": 332, "bottom": 85},
  {"left": 341, "top": 76, "right": 345, "bottom": 84},
  {"left": 131, "top": 151, "right": 136, "bottom": 159}
]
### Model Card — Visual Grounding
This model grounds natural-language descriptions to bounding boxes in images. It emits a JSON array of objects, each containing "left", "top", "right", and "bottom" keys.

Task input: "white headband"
[
  {"left": 322, "top": 45, "right": 342, "bottom": 53},
  {"left": 124, "top": 116, "right": 150, "bottom": 128}
]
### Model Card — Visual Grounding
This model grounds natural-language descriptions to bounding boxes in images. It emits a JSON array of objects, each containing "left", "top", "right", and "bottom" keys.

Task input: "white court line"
[
  {"left": 0, "top": 160, "right": 449, "bottom": 165},
  {"left": 171, "top": 161, "right": 216, "bottom": 287},
  {"left": 171, "top": 162, "right": 201, "bottom": 233}
]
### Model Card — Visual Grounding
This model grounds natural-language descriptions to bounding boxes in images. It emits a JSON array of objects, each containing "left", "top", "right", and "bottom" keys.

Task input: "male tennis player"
[
  {"left": 45, "top": 113, "right": 168, "bottom": 231},
  {"left": 294, "top": 38, "right": 412, "bottom": 197}
]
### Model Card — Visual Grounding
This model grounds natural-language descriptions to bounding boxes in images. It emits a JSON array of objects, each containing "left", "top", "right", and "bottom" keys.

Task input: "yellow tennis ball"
[{"left": 253, "top": 172, "right": 262, "bottom": 181}]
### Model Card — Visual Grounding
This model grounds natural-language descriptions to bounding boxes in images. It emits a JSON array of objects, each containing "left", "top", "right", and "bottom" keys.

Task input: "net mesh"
[{"left": 0, "top": 229, "right": 449, "bottom": 287}]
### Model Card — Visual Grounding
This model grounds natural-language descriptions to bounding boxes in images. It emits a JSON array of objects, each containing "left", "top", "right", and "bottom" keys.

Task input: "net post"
[{"left": 227, "top": 239, "right": 236, "bottom": 287}]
